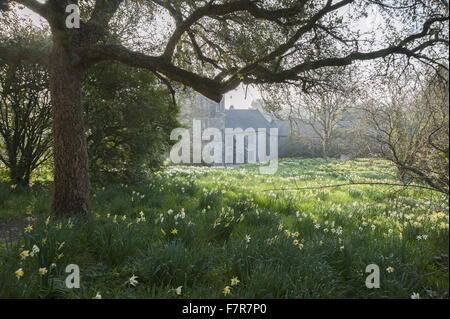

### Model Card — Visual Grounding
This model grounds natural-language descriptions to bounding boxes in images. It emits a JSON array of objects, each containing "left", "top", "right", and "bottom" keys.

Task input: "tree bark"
[
  {"left": 49, "top": 44, "right": 91, "bottom": 216},
  {"left": 322, "top": 138, "right": 328, "bottom": 160},
  {"left": 10, "top": 164, "right": 30, "bottom": 186}
]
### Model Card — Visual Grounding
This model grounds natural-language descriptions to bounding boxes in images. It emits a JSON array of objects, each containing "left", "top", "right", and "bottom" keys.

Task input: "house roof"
[
  {"left": 272, "top": 120, "right": 291, "bottom": 136},
  {"left": 224, "top": 109, "right": 272, "bottom": 130}
]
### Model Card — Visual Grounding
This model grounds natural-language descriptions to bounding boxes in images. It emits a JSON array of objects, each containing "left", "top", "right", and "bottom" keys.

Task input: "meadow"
[{"left": 0, "top": 158, "right": 448, "bottom": 299}]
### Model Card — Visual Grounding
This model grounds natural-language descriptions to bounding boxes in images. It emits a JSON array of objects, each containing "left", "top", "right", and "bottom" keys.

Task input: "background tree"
[
  {"left": 361, "top": 69, "right": 449, "bottom": 194},
  {"left": 0, "top": 0, "right": 447, "bottom": 216},
  {"left": 0, "top": 61, "right": 52, "bottom": 186},
  {"left": 261, "top": 79, "right": 356, "bottom": 159},
  {"left": 297, "top": 90, "right": 354, "bottom": 160},
  {"left": 0, "top": 58, "right": 180, "bottom": 187},
  {"left": 84, "top": 62, "right": 180, "bottom": 186}
]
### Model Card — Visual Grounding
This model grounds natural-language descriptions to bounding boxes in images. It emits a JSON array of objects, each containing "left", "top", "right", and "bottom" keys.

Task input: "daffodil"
[
  {"left": 386, "top": 267, "right": 394, "bottom": 273},
  {"left": 171, "top": 228, "right": 178, "bottom": 235},
  {"left": 128, "top": 275, "right": 139, "bottom": 286},
  {"left": 30, "top": 245, "right": 40, "bottom": 257},
  {"left": 24, "top": 225, "right": 33, "bottom": 233},
  {"left": 223, "top": 286, "right": 231, "bottom": 296},
  {"left": 230, "top": 277, "right": 240, "bottom": 286},
  {"left": 15, "top": 268, "right": 24, "bottom": 279},
  {"left": 93, "top": 292, "right": 102, "bottom": 299},
  {"left": 20, "top": 250, "right": 30, "bottom": 260},
  {"left": 175, "top": 286, "right": 182, "bottom": 295},
  {"left": 39, "top": 267, "right": 48, "bottom": 276}
]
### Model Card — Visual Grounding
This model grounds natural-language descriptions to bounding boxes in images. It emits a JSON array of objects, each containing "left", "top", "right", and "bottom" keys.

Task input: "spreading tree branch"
[
  {"left": 82, "top": 44, "right": 223, "bottom": 101},
  {"left": 0, "top": 45, "right": 49, "bottom": 65},
  {"left": 14, "top": 0, "right": 48, "bottom": 19}
]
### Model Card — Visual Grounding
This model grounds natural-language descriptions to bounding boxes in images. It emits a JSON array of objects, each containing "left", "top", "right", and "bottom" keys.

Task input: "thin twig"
[{"left": 264, "top": 182, "right": 448, "bottom": 194}]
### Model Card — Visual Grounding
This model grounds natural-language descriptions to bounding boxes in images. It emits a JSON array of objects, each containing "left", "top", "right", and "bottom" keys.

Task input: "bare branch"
[
  {"left": 265, "top": 182, "right": 447, "bottom": 194},
  {"left": 162, "top": 0, "right": 310, "bottom": 60}
]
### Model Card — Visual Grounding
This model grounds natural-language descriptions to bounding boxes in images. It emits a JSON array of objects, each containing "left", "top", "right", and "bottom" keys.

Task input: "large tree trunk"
[{"left": 49, "top": 44, "right": 91, "bottom": 216}]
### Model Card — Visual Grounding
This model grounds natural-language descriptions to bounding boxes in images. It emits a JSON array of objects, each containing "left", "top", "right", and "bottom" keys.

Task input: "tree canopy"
[{"left": 1, "top": 0, "right": 448, "bottom": 101}]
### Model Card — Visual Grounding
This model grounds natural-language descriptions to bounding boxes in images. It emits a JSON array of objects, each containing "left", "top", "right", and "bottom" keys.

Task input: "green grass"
[{"left": 0, "top": 158, "right": 448, "bottom": 299}]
